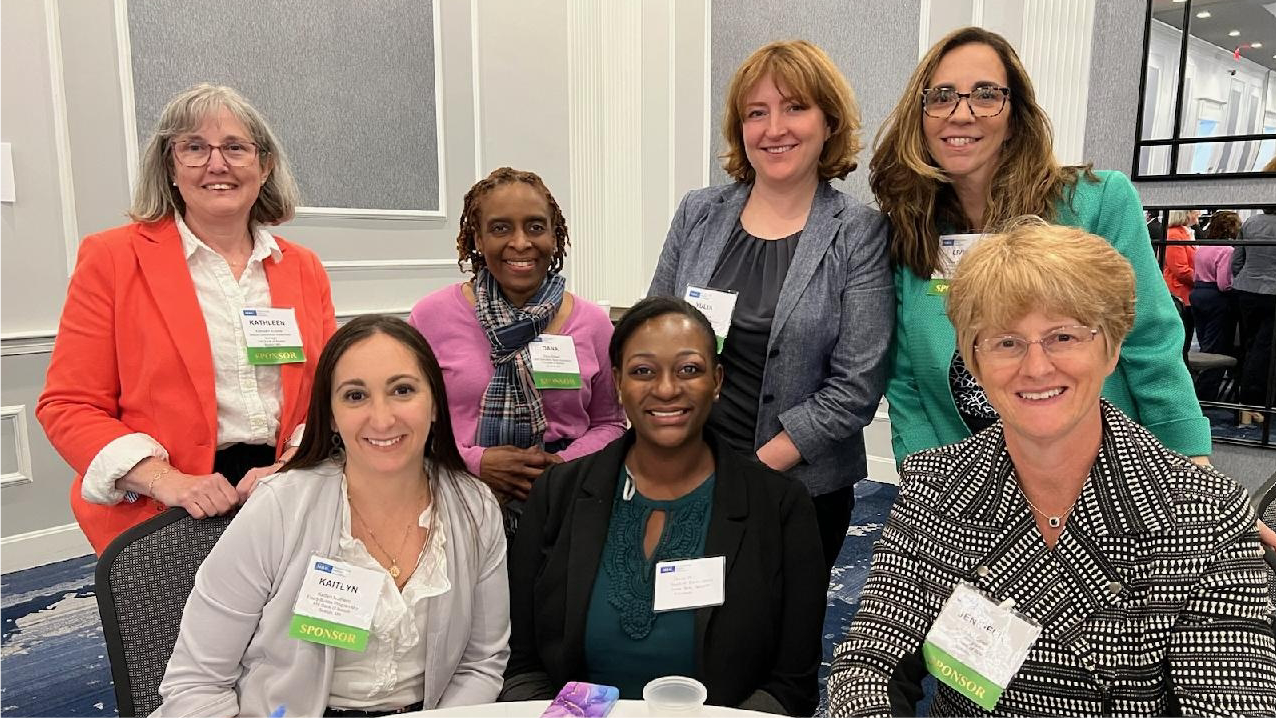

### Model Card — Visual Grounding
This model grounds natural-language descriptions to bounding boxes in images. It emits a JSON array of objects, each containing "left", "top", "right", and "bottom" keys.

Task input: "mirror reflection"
[
  {"left": 1139, "top": 0, "right": 1276, "bottom": 176},
  {"left": 1147, "top": 206, "right": 1276, "bottom": 445}
]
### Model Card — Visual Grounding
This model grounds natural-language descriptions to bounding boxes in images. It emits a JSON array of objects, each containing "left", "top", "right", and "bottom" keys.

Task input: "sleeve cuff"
[{"left": 82, "top": 433, "right": 168, "bottom": 505}]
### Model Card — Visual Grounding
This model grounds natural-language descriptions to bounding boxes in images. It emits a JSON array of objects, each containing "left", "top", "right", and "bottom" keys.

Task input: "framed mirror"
[
  {"left": 1135, "top": 0, "right": 1276, "bottom": 179},
  {"left": 1145, "top": 204, "right": 1276, "bottom": 448}
]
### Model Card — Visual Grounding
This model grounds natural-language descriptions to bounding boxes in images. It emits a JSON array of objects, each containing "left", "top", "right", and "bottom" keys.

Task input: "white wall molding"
[
  {"left": 0, "top": 406, "right": 34, "bottom": 488},
  {"left": 113, "top": 0, "right": 449, "bottom": 219},
  {"left": 469, "top": 0, "right": 485, "bottom": 181},
  {"left": 567, "top": 0, "right": 645, "bottom": 307},
  {"left": 1019, "top": 0, "right": 1096, "bottom": 165},
  {"left": 702, "top": 0, "right": 712, "bottom": 189},
  {"left": 45, "top": 0, "right": 81, "bottom": 277},
  {"left": 0, "top": 523, "right": 92, "bottom": 573},
  {"left": 918, "top": 0, "right": 933, "bottom": 61},
  {"left": 322, "top": 258, "right": 460, "bottom": 273},
  {"left": 1, "top": 332, "right": 58, "bottom": 356}
]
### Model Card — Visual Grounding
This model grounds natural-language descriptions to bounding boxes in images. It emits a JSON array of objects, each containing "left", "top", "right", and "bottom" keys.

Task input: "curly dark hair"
[{"left": 455, "top": 167, "right": 570, "bottom": 274}]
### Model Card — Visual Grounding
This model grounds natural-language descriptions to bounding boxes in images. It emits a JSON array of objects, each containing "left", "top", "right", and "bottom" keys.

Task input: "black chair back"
[{"left": 94, "top": 509, "right": 234, "bottom": 716}]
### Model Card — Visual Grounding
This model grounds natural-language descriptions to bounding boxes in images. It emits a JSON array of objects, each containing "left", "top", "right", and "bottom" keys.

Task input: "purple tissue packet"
[{"left": 540, "top": 681, "right": 621, "bottom": 717}]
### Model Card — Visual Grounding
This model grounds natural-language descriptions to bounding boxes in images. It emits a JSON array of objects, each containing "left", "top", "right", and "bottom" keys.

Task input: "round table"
[{"left": 411, "top": 698, "right": 766, "bottom": 716}]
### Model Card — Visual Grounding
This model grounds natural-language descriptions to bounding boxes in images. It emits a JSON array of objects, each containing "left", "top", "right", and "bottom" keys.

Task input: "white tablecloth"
[{"left": 411, "top": 699, "right": 766, "bottom": 716}]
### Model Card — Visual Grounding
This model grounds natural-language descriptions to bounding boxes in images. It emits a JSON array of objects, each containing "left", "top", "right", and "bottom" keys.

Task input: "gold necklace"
[
  {"left": 349, "top": 500, "right": 417, "bottom": 579},
  {"left": 1019, "top": 489, "right": 1076, "bottom": 529}
]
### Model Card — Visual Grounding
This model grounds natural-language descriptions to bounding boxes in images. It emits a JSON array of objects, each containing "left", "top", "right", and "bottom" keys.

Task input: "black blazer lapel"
[
  {"left": 695, "top": 432, "right": 749, "bottom": 672},
  {"left": 561, "top": 435, "right": 629, "bottom": 671}
]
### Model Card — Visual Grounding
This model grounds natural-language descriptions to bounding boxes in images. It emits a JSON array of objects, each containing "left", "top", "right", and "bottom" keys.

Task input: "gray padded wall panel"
[
  {"left": 710, "top": 0, "right": 921, "bottom": 206},
  {"left": 127, "top": 0, "right": 438, "bottom": 211},
  {"left": 1085, "top": 0, "right": 1276, "bottom": 204}
]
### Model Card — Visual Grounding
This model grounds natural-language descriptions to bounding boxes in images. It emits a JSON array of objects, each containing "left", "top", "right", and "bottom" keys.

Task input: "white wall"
[{"left": 0, "top": 0, "right": 712, "bottom": 570}]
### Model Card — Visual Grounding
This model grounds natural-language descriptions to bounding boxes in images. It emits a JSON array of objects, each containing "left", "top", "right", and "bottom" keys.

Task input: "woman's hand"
[
  {"left": 1259, "top": 520, "right": 1276, "bottom": 551},
  {"left": 757, "top": 431, "right": 802, "bottom": 472},
  {"left": 479, "top": 446, "right": 557, "bottom": 501},
  {"left": 236, "top": 447, "right": 298, "bottom": 501},
  {"left": 154, "top": 470, "right": 241, "bottom": 519}
]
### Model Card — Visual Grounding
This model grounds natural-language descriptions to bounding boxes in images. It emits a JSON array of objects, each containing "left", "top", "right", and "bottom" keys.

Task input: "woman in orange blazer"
[{"left": 37, "top": 85, "right": 336, "bottom": 554}]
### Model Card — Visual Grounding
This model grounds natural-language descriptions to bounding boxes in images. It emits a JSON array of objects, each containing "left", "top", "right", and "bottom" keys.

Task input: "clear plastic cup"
[{"left": 642, "top": 676, "right": 707, "bottom": 713}]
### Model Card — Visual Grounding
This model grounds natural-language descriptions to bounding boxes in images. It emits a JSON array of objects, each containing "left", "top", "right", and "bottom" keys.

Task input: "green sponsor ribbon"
[
  {"left": 927, "top": 279, "right": 951, "bottom": 296},
  {"left": 289, "top": 614, "right": 369, "bottom": 652},
  {"left": 532, "top": 371, "right": 583, "bottom": 389},
  {"left": 922, "top": 641, "right": 1003, "bottom": 711},
  {"left": 247, "top": 346, "right": 305, "bottom": 365},
  {"left": 715, "top": 335, "right": 725, "bottom": 354}
]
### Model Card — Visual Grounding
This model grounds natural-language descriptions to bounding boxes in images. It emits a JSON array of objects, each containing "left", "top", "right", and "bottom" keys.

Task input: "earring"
[
  {"left": 171, "top": 180, "right": 177, "bottom": 187},
  {"left": 329, "top": 433, "right": 346, "bottom": 466}
]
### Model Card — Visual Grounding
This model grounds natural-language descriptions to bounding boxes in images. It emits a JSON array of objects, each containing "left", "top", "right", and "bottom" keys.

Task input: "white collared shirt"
[
  {"left": 81, "top": 213, "right": 290, "bottom": 504},
  {"left": 328, "top": 477, "right": 452, "bottom": 711}
]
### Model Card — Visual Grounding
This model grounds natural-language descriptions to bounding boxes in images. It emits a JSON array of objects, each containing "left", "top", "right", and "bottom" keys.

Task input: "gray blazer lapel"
[
  {"left": 688, "top": 185, "right": 750, "bottom": 289},
  {"left": 771, "top": 183, "right": 843, "bottom": 340}
]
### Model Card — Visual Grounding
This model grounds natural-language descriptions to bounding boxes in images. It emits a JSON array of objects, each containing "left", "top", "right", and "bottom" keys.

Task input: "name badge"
[
  {"left": 922, "top": 581, "right": 1041, "bottom": 711},
  {"left": 288, "top": 555, "right": 383, "bottom": 652},
  {"left": 928, "top": 233, "right": 986, "bottom": 295},
  {"left": 239, "top": 307, "right": 305, "bottom": 365},
  {"left": 653, "top": 556, "right": 725, "bottom": 612},
  {"left": 528, "top": 334, "right": 582, "bottom": 389},
  {"left": 683, "top": 286, "right": 737, "bottom": 353}
]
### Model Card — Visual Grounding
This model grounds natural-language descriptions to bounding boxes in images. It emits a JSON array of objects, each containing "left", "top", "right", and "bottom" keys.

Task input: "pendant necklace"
[
  {"left": 350, "top": 501, "right": 416, "bottom": 579},
  {"left": 1019, "top": 490, "right": 1076, "bottom": 529}
]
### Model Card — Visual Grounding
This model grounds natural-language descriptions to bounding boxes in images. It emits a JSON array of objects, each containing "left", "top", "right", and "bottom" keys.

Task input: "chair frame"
[{"left": 95, "top": 507, "right": 211, "bottom": 717}]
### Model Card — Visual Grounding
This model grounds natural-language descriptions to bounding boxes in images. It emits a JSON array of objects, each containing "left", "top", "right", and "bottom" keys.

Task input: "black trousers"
[
  {"left": 1189, "top": 282, "right": 1238, "bottom": 400},
  {"left": 213, "top": 443, "right": 277, "bottom": 485},
  {"left": 1238, "top": 290, "right": 1276, "bottom": 407},
  {"left": 811, "top": 485, "right": 856, "bottom": 573}
]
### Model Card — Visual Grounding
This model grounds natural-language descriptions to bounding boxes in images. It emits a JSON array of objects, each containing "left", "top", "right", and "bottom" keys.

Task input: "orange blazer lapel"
[
  {"left": 132, "top": 218, "right": 219, "bottom": 433},
  {"left": 264, "top": 242, "right": 306, "bottom": 441}
]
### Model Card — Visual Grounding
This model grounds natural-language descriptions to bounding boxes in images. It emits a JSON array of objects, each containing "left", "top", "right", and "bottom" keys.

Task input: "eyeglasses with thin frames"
[
  {"left": 920, "top": 86, "right": 1010, "bottom": 119},
  {"left": 171, "top": 139, "right": 262, "bottom": 168},
  {"left": 974, "top": 326, "right": 1100, "bottom": 363}
]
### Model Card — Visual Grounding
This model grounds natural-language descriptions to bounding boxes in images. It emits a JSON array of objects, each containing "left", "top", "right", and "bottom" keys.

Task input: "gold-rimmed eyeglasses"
[
  {"left": 974, "top": 326, "right": 1100, "bottom": 363},
  {"left": 171, "top": 139, "right": 262, "bottom": 168},
  {"left": 920, "top": 86, "right": 1010, "bottom": 119}
]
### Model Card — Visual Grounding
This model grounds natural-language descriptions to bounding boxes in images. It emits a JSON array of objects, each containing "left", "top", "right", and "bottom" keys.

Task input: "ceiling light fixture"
[
  {"left": 1250, "top": 42, "right": 1262, "bottom": 48},
  {"left": 1196, "top": 10, "right": 1211, "bottom": 18},
  {"left": 1228, "top": 30, "right": 1241, "bottom": 36}
]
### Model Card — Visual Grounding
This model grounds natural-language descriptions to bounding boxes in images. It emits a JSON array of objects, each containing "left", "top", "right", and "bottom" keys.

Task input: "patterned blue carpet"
[{"left": 0, "top": 480, "right": 897, "bottom": 717}]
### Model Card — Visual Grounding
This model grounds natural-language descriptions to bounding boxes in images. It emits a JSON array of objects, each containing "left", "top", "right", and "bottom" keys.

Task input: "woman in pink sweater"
[{"left": 409, "top": 168, "right": 625, "bottom": 535}]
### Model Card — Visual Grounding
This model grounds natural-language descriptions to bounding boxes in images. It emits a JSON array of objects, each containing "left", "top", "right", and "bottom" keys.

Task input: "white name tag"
[
  {"left": 288, "top": 555, "right": 383, "bottom": 652},
  {"left": 653, "top": 556, "right": 725, "bottom": 612},
  {"left": 528, "top": 334, "right": 582, "bottom": 389},
  {"left": 922, "top": 581, "right": 1041, "bottom": 711},
  {"left": 683, "top": 286, "right": 737, "bottom": 353},
  {"left": 239, "top": 307, "right": 305, "bottom": 364}
]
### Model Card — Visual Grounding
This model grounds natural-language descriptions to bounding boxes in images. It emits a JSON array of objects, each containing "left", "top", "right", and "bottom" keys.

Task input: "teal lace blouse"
[{"left": 582, "top": 466, "right": 715, "bottom": 697}]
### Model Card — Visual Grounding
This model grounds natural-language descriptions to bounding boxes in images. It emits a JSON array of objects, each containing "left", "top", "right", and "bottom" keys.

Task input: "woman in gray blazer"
[{"left": 648, "top": 40, "right": 892, "bottom": 570}]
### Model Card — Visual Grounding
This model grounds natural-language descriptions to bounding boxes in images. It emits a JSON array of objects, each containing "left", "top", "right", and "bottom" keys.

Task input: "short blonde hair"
[
  {"left": 129, "top": 84, "right": 300, "bottom": 225},
  {"left": 1167, "top": 209, "right": 1197, "bottom": 227},
  {"left": 946, "top": 219, "right": 1135, "bottom": 373},
  {"left": 720, "top": 40, "right": 862, "bottom": 183}
]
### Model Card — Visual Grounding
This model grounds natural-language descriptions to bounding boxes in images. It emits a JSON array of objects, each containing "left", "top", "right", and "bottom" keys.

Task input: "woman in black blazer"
[{"left": 501, "top": 298, "right": 826, "bottom": 716}]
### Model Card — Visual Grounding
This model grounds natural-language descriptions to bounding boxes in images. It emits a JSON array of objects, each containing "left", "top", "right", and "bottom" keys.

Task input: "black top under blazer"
[
  {"left": 647, "top": 181, "right": 894, "bottom": 496},
  {"left": 501, "top": 430, "right": 826, "bottom": 716}
]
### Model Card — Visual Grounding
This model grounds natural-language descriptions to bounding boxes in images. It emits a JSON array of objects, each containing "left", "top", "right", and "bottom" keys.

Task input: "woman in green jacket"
[{"left": 871, "top": 26, "right": 1211, "bottom": 464}]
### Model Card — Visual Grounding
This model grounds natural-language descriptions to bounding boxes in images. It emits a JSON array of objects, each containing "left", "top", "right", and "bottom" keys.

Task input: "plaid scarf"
[{"left": 473, "top": 268, "right": 565, "bottom": 449}]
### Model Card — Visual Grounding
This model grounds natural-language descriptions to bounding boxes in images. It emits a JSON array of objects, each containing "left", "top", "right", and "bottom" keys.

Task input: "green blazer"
[{"left": 886, "top": 170, "right": 1211, "bottom": 463}]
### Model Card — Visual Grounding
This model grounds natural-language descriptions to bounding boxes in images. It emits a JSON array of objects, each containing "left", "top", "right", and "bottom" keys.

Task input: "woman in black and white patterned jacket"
[{"left": 828, "top": 220, "right": 1276, "bottom": 717}]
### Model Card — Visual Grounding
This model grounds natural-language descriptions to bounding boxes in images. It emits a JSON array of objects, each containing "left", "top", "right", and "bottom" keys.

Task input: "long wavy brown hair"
[{"left": 870, "top": 26, "right": 1093, "bottom": 278}]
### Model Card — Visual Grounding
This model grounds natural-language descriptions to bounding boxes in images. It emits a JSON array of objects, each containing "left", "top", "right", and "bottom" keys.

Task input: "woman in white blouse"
[
  {"left": 156, "top": 315, "right": 509, "bottom": 717},
  {"left": 36, "top": 84, "right": 336, "bottom": 554}
]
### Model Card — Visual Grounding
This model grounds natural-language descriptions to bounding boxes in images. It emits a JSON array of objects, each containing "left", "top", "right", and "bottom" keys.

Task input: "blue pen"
[{"left": 269, "top": 706, "right": 286, "bottom": 718}]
